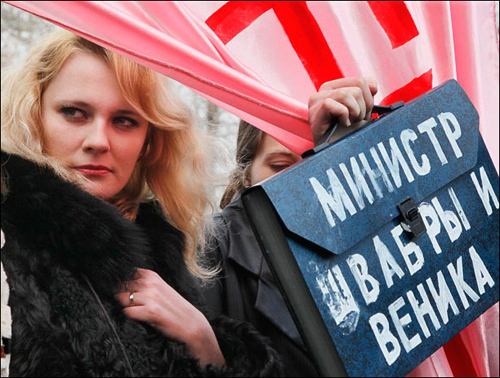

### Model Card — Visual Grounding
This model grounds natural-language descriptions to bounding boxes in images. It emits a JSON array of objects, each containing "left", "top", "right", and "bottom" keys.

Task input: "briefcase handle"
[{"left": 301, "top": 101, "right": 405, "bottom": 158}]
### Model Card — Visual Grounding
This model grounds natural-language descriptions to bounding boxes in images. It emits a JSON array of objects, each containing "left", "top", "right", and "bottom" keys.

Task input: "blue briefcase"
[{"left": 242, "top": 80, "right": 499, "bottom": 377}]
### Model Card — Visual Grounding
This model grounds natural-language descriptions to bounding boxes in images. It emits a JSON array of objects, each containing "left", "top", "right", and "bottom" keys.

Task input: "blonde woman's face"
[
  {"left": 247, "top": 134, "right": 301, "bottom": 186},
  {"left": 41, "top": 52, "right": 149, "bottom": 200}
]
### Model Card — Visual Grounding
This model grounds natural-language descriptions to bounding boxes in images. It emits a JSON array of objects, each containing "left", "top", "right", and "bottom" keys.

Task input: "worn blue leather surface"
[
  {"left": 262, "top": 80, "right": 479, "bottom": 255},
  {"left": 258, "top": 80, "right": 499, "bottom": 377}
]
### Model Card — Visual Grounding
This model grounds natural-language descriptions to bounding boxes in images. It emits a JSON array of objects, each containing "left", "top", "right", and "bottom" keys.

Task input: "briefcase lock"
[{"left": 397, "top": 197, "right": 426, "bottom": 238}]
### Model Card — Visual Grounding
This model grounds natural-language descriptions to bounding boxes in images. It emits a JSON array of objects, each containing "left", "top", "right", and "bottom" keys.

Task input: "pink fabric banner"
[
  {"left": 2, "top": 1, "right": 499, "bottom": 376},
  {"left": 3, "top": 1, "right": 499, "bottom": 165}
]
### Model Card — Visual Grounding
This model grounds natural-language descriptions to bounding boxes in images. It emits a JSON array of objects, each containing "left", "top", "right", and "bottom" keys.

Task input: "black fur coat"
[{"left": 0, "top": 151, "right": 282, "bottom": 377}]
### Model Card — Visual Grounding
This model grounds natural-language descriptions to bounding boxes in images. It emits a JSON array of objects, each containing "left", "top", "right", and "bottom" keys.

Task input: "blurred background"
[{"left": 1, "top": 1, "right": 499, "bottom": 209}]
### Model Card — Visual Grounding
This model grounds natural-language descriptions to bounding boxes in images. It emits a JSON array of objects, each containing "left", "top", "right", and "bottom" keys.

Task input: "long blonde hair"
[{"left": 1, "top": 30, "right": 214, "bottom": 279}]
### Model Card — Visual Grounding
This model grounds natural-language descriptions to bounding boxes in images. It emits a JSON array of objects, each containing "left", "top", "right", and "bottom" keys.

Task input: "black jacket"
[
  {"left": 0, "top": 152, "right": 282, "bottom": 377},
  {"left": 203, "top": 195, "right": 318, "bottom": 377}
]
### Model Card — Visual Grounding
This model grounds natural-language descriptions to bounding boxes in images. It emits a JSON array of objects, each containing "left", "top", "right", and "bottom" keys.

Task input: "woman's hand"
[
  {"left": 308, "top": 77, "right": 378, "bottom": 146},
  {"left": 115, "top": 268, "right": 225, "bottom": 368}
]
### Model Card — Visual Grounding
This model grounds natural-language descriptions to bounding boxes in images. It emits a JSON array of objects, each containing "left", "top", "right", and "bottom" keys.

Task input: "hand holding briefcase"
[{"left": 243, "top": 80, "right": 499, "bottom": 377}]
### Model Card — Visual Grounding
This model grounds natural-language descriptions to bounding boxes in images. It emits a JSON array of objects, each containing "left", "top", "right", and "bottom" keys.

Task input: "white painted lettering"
[
  {"left": 391, "top": 225, "right": 425, "bottom": 275},
  {"left": 418, "top": 117, "right": 448, "bottom": 165},
  {"left": 401, "top": 129, "right": 431, "bottom": 176},
  {"left": 469, "top": 246, "right": 495, "bottom": 295},
  {"left": 448, "top": 188, "right": 471, "bottom": 230},
  {"left": 347, "top": 254, "right": 380, "bottom": 305},
  {"left": 316, "top": 265, "right": 359, "bottom": 327},
  {"left": 426, "top": 271, "right": 460, "bottom": 325},
  {"left": 407, "top": 284, "right": 441, "bottom": 338},
  {"left": 359, "top": 152, "right": 384, "bottom": 199},
  {"left": 471, "top": 167, "right": 499, "bottom": 216},
  {"left": 310, "top": 169, "right": 357, "bottom": 228},
  {"left": 369, "top": 313, "right": 401, "bottom": 366},
  {"left": 389, "top": 297, "right": 422, "bottom": 353},
  {"left": 377, "top": 138, "right": 415, "bottom": 188},
  {"left": 431, "top": 197, "right": 462, "bottom": 243},
  {"left": 340, "top": 158, "right": 374, "bottom": 210},
  {"left": 369, "top": 147, "right": 395, "bottom": 193},
  {"left": 448, "top": 256, "right": 480, "bottom": 310},
  {"left": 418, "top": 202, "right": 442, "bottom": 254},
  {"left": 438, "top": 112, "right": 463, "bottom": 159},
  {"left": 373, "top": 235, "right": 405, "bottom": 288}
]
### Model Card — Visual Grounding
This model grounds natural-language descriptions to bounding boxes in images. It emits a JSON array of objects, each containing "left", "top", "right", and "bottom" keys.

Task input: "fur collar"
[{"left": 1, "top": 151, "right": 185, "bottom": 295}]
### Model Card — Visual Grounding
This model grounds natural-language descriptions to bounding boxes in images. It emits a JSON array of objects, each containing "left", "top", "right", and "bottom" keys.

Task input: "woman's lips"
[{"left": 74, "top": 165, "right": 112, "bottom": 176}]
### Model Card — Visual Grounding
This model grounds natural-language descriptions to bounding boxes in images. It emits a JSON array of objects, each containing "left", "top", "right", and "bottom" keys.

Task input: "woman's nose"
[{"left": 82, "top": 120, "right": 110, "bottom": 155}]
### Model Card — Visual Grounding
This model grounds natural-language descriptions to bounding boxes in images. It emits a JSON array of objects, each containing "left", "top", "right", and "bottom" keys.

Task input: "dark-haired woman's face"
[
  {"left": 41, "top": 52, "right": 149, "bottom": 199},
  {"left": 246, "top": 134, "right": 301, "bottom": 186}
]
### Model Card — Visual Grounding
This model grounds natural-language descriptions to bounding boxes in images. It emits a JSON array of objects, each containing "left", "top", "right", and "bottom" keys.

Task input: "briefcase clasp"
[{"left": 397, "top": 197, "right": 427, "bottom": 238}]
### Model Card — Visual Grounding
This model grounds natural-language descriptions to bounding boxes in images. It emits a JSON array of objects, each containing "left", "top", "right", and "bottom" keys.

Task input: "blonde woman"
[{"left": 1, "top": 30, "right": 281, "bottom": 376}]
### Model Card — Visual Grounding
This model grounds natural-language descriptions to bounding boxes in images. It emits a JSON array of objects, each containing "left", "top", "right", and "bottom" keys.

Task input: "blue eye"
[{"left": 61, "top": 106, "right": 87, "bottom": 121}]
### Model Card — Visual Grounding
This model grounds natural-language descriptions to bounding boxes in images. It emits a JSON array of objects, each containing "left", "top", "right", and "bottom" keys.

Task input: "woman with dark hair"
[{"left": 204, "top": 78, "right": 379, "bottom": 377}]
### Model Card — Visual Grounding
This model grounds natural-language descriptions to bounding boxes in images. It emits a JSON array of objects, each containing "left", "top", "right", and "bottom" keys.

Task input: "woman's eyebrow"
[
  {"left": 54, "top": 100, "right": 139, "bottom": 116},
  {"left": 115, "top": 109, "right": 140, "bottom": 116},
  {"left": 265, "top": 151, "right": 295, "bottom": 157},
  {"left": 54, "top": 100, "right": 92, "bottom": 108},
  {"left": 264, "top": 151, "right": 299, "bottom": 160}
]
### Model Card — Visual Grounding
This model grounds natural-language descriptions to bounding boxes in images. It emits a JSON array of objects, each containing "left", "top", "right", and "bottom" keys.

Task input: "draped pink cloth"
[{"left": 3, "top": 1, "right": 499, "bottom": 376}]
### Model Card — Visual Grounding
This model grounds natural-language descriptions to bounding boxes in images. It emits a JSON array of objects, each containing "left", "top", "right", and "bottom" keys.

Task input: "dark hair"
[{"left": 219, "top": 120, "right": 264, "bottom": 209}]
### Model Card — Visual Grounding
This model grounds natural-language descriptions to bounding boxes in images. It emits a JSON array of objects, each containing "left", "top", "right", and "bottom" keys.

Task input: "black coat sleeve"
[{"left": 208, "top": 316, "right": 283, "bottom": 377}]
